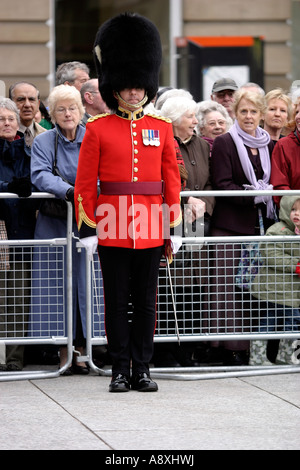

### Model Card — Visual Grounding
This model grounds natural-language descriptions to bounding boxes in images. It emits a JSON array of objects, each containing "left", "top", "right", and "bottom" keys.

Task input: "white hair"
[
  {"left": 0, "top": 97, "right": 20, "bottom": 125},
  {"left": 155, "top": 88, "right": 193, "bottom": 111},
  {"left": 160, "top": 96, "right": 197, "bottom": 124},
  {"left": 56, "top": 61, "right": 90, "bottom": 85},
  {"left": 291, "top": 87, "right": 300, "bottom": 105},
  {"left": 195, "top": 100, "right": 232, "bottom": 135},
  {"left": 240, "top": 82, "right": 265, "bottom": 96},
  {"left": 48, "top": 84, "right": 85, "bottom": 123}
]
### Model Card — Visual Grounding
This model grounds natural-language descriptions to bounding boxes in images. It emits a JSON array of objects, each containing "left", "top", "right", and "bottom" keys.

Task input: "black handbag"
[{"left": 39, "top": 132, "right": 74, "bottom": 219}]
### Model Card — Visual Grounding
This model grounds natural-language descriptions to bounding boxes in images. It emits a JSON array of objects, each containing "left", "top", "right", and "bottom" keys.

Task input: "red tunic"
[{"left": 75, "top": 108, "right": 182, "bottom": 249}]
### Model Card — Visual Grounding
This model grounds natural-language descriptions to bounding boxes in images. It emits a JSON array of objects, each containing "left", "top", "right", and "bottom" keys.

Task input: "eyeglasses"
[
  {"left": 56, "top": 105, "right": 78, "bottom": 114},
  {"left": 206, "top": 120, "right": 226, "bottom": 127},
  {"left": 0, "top": 116, "right": 17, "bottom": 123},
  {"left": 215, "top": 91, "right": 235, "bottom": 99}
]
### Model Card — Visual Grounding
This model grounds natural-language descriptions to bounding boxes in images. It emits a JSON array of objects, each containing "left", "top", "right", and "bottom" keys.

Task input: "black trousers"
[{"left": 98, "top": 245, "right": 163, "bottom": 377}]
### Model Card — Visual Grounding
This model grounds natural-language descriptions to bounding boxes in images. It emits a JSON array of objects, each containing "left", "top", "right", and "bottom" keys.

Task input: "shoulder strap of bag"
[{"left": 53, "top": 131, "right": 73, "bottom": 186}]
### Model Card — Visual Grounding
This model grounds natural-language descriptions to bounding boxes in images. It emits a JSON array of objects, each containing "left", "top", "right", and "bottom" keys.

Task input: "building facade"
[{"left": 0, "top": 0, "right": 299, "bottom": 100}]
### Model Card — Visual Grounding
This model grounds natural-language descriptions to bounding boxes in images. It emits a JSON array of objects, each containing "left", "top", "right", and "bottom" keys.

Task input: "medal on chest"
[{"left": 142, "top": 129, "right": 160, "bottom": 147}]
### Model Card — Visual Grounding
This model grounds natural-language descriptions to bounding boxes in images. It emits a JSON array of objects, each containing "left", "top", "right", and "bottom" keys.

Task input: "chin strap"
[{"left": 115, "top": 92, "right": 148, "bottom": 110}]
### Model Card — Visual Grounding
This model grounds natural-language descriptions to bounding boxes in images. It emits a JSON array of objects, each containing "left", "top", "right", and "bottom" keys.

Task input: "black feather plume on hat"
[{"left": 93, "top": 12, "right": 162, "bottom": 111}]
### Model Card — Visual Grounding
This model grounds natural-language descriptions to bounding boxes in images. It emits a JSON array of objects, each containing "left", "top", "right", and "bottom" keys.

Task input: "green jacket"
[{"left": 251, "top": 195, "right": 300, "bottom": 307}]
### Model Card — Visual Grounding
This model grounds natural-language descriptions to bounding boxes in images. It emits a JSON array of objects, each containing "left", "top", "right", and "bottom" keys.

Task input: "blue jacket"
[{"left": 29, "top": 124, "right": 104, "bottom": 339}]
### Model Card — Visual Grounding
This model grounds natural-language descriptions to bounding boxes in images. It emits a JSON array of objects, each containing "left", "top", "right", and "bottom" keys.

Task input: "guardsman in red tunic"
[{"left": 74, "top": 13, "right": 182, "bottom": 393}]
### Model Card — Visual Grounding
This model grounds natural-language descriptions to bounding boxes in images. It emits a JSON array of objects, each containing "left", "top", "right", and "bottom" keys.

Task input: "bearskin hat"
[{"left": 93, "top": 12, "right": 162, "bottom": 111}]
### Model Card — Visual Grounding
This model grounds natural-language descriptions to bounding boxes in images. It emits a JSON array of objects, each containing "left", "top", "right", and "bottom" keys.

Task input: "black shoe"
[
  {"left": 92, "top": 346, "right": 112, "bottom": 366},
  {"left": 72, "top": 363, "right": 89, "bottom": 375},
  {"left": 6, "top": 363, "right": 23, "bottom": 371},
  {"left": 173, "top": 343, "right": 197, "bottom": 367},
  {"left": 223, "top": 350, "right": 249, "bottom": 366},
  {"left": 61, "top": 367, "right": 73, "bottom": 376},
  {"left": 193, "top": 345, "right": 224, "bottom": 366},
  {"left": 131, "top": 372, "right": 158, "bottom": 392},
  {"left": 109, "top": 373, "right": 130, "bottom": 392}
]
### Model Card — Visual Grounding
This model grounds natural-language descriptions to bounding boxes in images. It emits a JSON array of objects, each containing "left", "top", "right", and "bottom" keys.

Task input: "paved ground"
[{"left": 0, "top": 365, "right": 299, "bottom": 451}]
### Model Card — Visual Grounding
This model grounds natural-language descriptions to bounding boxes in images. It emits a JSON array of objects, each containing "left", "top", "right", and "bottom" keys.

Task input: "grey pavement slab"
[{"left": 0, "top": 370, "right": 299, "bottom": 450}]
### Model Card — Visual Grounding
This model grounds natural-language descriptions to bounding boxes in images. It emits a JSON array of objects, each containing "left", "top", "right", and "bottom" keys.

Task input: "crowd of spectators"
[{"left": 0, "top": 61, "right": 300, "bottom": 372}]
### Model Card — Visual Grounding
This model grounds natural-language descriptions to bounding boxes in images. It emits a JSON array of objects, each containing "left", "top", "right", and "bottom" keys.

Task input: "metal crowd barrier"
[
  {"left": 0, "top": 190, "right": 300, "bottom": 382},
  {"left": 0, "top": 193, "right": 74, "bottom": 382},
  {"left": 85, "top": 190, "right": 300, "bottom": 380}
]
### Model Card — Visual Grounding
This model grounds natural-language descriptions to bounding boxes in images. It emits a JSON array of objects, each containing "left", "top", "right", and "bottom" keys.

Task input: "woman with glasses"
[
  {"left": 30, "top": 84, "right": 93, "bottom": 375},
  {"left": 195, "top": 100, "right": 233, "bottom": 155}
]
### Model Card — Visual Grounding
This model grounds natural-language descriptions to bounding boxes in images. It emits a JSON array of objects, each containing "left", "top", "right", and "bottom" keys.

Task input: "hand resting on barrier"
[
  {"left": 65, "top": 187, "right": 74, "bottom": 204},
  {"left": 7, "top": 176, "right": 32, "bottom": 197},
  {"left": 185, "top": 196, "right": 206, "bottom": 223}
]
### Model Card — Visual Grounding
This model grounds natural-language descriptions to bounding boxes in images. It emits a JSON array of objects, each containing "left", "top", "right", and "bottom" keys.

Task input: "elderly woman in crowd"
[
  {"left": 161, "top": 96, "right": 215, "bottom": 223},
  {"left": 210, "top": 89, "right": 276, "bottom": 366},
  {"left": 30, "top": 84, "right": 93, "bottom": 375},
  {"left": 271, "top": 94, "right": 300, "bottom": 209},
  {"left": 195, "top": 100, "right": 232, "bottom": 154},
  {"left": 155, "top": 87, "right": 193, "bottom": 112},
  {"left": 0, "top": 98, "right": 37, "bottom": 371},
  {"left": 262, "top": 88, "right": 293, "bottom": 144},
  {"left": 154, "top": 96, "right": 215, "bottom": 366}
]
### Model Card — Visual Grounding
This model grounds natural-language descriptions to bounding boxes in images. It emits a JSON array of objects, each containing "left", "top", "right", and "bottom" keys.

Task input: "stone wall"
[
  {"left": 0, "top": 0, "right": 297, "bottom": 100},
  {"left": 0, "top": 0, "right": 51, "bottom": 100},
  {"left": 183, "top": 0, "right": 294, "bottom": 93}
]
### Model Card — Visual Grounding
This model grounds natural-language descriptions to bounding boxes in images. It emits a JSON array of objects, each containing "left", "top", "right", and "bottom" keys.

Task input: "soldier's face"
[{"left": 117, "top": 88, "right": 145, "bottom": 110}]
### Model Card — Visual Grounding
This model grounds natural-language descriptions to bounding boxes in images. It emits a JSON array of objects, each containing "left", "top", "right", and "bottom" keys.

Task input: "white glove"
[
  {"left": 80, "top": 236, "right": 98, "bottom": 261},
  {"left": 170, "top": 235, "right": 182, "bottom": 254}
]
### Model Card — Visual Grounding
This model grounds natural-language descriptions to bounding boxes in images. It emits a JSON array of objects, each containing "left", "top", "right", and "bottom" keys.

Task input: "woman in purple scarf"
[{"left": 210, "top": 89, "right": 276, "bottom": 366}]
